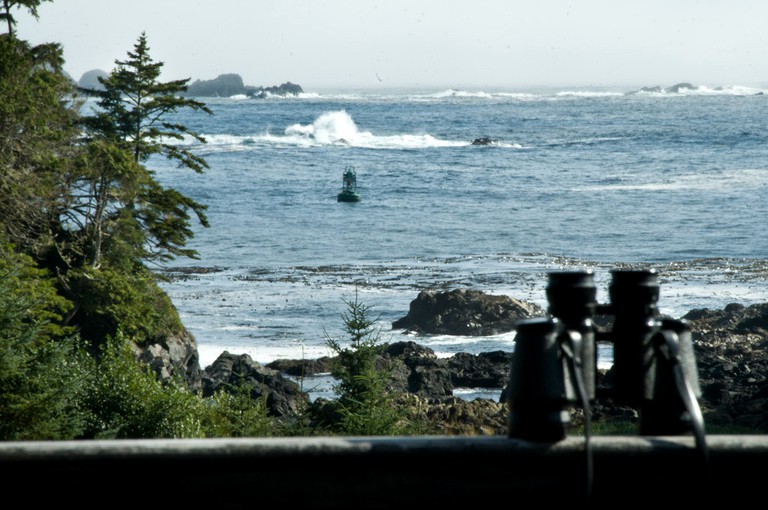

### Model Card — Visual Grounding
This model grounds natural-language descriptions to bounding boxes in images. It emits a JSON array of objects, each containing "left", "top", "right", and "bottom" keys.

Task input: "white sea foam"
[
  {"left": 580, "top": 168, "right": 768, "bottom": 192},
  {"left": 555, "top": 90, "right": 625, "bottom": 98},
  {"left": 154, "top": 89, "right": 768, "bottom": 395},
  {"left": 279, "top": 110, "right": 466, "bottom": 149},
  {"left": 197, "top": 342, "right": 336, "bottom": 369},
  {"left": 631, "top": 84, "right": 768, "bottom": 97}
]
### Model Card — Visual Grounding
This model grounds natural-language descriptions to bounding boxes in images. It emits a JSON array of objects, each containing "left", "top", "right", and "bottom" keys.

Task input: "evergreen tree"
[
  {"left": 78, "top": 32, "right": 212, "bottom": 267},
  {"left": 3, "top": 20, "right": 212, "bottom": 346},
  {"left": 81, "top": 32, "right": 212, "bottom": 170},
  {"left": 324, "top": 292, "right": 404, "bottom": 435},
  {"left": 0, "top": 7, "right": 287, "bottom": 440},
  {"left": 0, "top": 27, "right": 80, "bottom": 260},
  {"left": 0, "top": 239, "right": 85, "bottom": 440},
  {"left": 0, "top": 0, "right": 51, "bottom": 37}
]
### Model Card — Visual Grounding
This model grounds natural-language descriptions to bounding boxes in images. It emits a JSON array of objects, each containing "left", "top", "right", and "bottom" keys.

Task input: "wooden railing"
[{"left": 1, "top": 434, "right": 765, "bottom": 507}]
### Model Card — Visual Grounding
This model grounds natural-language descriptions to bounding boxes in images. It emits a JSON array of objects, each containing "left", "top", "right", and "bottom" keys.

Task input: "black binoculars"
[{"left": 506, "top": 268, "right": 705, "bottom": 442}]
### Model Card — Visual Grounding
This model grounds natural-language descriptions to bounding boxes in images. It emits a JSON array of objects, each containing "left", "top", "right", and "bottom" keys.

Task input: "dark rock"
[
  {"left": 448, "top": 351, "right": 512, "bottom": 388},
  {"left": 398, "top": 355, "right": 452, "bottom": 398},
  {"left": 471, "top": 137, "right": 498, "bottom": 145},
  {"left": 380, "top": 341, "right": 453, "bottom": 399},
  {"left": 392, "top": 288, "right": 544, "bottom": 336},
  {"left": 246, "top": 81, "right": 303, "bottom": 98},
  {"left": 384, "top": 340, "right": 437, "bottom": 359},
  {"left": 667, "top": 82, "right": 696, "bottom": 93},
  {"left": 201, "top": 351, "right": 309, "bottom": 418},
  {"left": 184, "top": 74, "right": 304, "bottom": 98},
  {"left": 266, "top": 356, "right": 334, "bottom": 376}
]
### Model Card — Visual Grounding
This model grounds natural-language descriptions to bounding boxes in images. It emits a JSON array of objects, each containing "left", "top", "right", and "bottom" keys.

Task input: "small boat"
[{"left": 337, "top": 166, "right": 361, "bottom": 202}]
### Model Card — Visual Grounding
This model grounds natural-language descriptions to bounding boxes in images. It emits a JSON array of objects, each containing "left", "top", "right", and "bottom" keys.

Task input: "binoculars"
[{"left": 506, "top": 268, "right": 705, "bottom": 442}]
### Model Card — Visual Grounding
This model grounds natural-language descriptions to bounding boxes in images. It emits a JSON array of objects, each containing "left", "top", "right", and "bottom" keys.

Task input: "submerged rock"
[{"left": 471, "top": 137, "right": 498, "bottom": 145}]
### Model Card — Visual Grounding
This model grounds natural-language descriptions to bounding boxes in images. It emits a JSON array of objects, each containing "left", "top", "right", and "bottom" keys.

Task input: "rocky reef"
[
  {"left": 182, "top": 73, "right": 303, "bottom": 98},
  {"left": 74, "top": 70, "right": 302, "bottom": 98},
  {"left": 137, "top": 288, "right": 768, "bottom": 435}
]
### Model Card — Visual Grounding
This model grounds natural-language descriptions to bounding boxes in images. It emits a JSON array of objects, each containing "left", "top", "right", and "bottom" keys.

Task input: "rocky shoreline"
[{"left": 140, "top": 289, "right": 768, "bottom": 435}]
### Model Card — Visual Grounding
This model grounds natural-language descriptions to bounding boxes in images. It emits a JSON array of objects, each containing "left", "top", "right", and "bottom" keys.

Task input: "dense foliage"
[
  {"left": 1, "top": 10, "right": 209, "bottom": 346},
  {"left": 322, "top": 293, "right": 407, "bottom": 435},
  {"left": 0, "top": 3, "right": 279, "bottom": 440},
  {"left": 2, "top": 2, "right": 760, "bottom": 442},
  {"left": 0, "top": 2, "right": 419, "bottom": 440}
]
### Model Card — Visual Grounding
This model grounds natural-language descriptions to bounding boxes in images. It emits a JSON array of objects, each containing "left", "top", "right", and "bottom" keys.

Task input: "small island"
[
  {"left": 182, "top": 73, "right": 303, "bottom": 98},
  {"left": 76, "top": 70, "right": 302, "bottom": 98}
]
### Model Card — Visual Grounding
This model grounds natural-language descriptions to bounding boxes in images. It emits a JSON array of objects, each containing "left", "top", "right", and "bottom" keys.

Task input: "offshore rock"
[
  {"left": 247, "top": 81, "right": 303, "bottom": 98},
  {"left": 77, "top": 69, "right": 108, "bottom": 91},
  {"left": 391, "top": 288, "right": 544, "bottom": 336},
  {"left": 146, "top": 289, "right": 768, "bottom": 434},
  {"left": 183, "top": 73, "right": 304, "bottom": 98},
  {"left": 626, "top": 82, "right": 696, "bottom": 95},
  {"left": 471, "top": 137, "right": 498, "bottom": 145},
  {"left": 185, "top": 73, "right": 246, "bottom": 97}
]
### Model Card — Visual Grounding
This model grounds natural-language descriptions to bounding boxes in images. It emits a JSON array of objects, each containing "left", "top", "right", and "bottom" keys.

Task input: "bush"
[
  {"left": 321, "top": 292, "right": 406, "bottom": 435},
  {"left": 77, "top": 332, "right": 205, "bottom": 439},
  {"left": 0, "top": 258, "right": 85, "bottom": 440},
  {"left": 74, "top": 266, "right": 183, "bottom": 349},
  {"left": 198, "top": 383, "right": 276, "bottom": 438}
]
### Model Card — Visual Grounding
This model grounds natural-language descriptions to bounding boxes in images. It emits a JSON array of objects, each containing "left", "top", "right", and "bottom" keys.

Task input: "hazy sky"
[{"left": 14, "top": 0, "right": 768, "bottom": 90}]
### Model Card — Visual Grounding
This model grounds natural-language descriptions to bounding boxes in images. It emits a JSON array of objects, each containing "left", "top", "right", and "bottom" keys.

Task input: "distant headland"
[
  {"left": 75, "top": 70, "right": 303, "bottom": 98},
  {"left": 182, "top": 73, "right": 303, "bottom": 98}
]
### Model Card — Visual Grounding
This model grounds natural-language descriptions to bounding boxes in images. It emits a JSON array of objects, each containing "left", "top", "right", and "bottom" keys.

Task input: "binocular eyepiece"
[{"left": 507, "top": 268, "right": 704, "bottom": 442}]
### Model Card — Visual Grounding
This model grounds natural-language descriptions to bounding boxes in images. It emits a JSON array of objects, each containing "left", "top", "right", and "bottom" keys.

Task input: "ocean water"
[{"left": 151, "top": 84, "right": 768, "bottom": 398}]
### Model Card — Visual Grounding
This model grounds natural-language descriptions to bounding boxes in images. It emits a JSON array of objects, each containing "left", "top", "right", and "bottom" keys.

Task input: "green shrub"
[
  {"left": 74, "top": 266, "right": 183, "bottom": 348},
  {"left": 198, "top": 383, "right": 276, "bottom": 438},
  {"left": 77, "top": 332, "right": 205, "bottom": 439},
  {"left": 322, "top": 292, "right": 406, "bottom": 435},
  {"left": 0, "top": 258, "right": 86, "bottom": 440}
]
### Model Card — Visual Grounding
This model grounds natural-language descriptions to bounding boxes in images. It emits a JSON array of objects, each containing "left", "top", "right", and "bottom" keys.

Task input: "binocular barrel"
[
  {"left": 545, "top": 270, "right": 597, "bottom": 402},
  {"left": 507, "top": 317, "right": 576, "bottom": 442},
  {"left": 608, "top": 268, "right": 661, "bottom": 407},
  {"left": 507, "top": 268, "right": 704, "bottom": 442}
]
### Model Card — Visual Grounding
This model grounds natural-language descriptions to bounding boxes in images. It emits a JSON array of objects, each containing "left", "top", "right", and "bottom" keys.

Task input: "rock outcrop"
[
  {"left": 201, "top": 350, "right": 309, "bottom": 418},
  {"left": 185, "top": 73, "right": 246, "bottom": 97},
  {"left": 247, "top": 81, "right": 303, "bottom": 98},
  {"left": 626, "top": 82, "right": 697, "bottom": 95},
  {"left": 142, "top": 288, "right": 768, "bottom": 434},
  {"left": 183, "top": 73, "right": 303, "bottom": 98},
  {"left": 134, "top": 326, "right": 203, "bottom": 391},
  {"left": 471, "top": 137, "right": 499, "bottom": 145},
  {"left": 682, "top": 302, "right": 768, "bottom": 430},
  {"left": 391, "top": 288, "right": 544, "bottom": 336},
  {"left": 72, "top": 69, "right": 303, "bottom": 98},
  {"left": 77, "top": 69, "right": 108, "bottom": 91}
]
